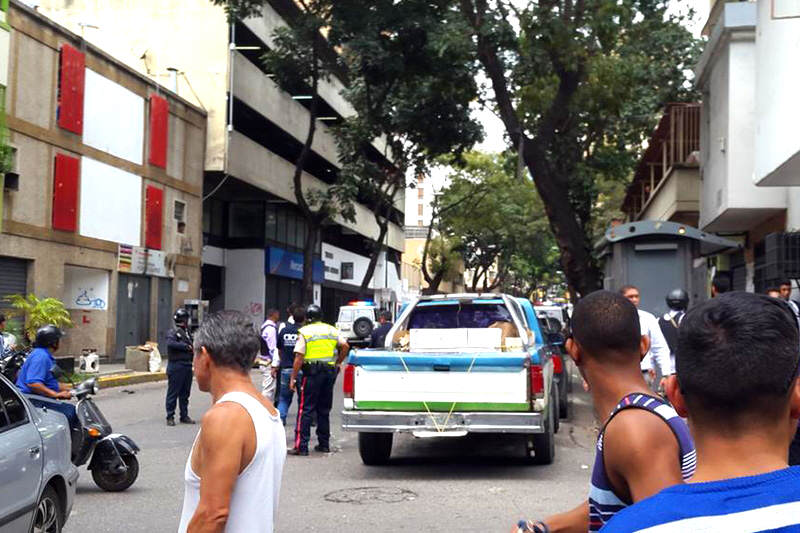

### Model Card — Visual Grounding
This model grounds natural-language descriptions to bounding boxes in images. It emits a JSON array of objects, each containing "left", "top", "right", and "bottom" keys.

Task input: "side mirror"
[{"left": 547, "top": 332, "right": 565, "bottom": 346}]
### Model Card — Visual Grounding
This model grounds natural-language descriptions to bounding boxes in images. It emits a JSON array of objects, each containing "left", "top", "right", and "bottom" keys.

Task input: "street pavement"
[{"left": 63, "top": 366, "right": 596, "bottom": 533}]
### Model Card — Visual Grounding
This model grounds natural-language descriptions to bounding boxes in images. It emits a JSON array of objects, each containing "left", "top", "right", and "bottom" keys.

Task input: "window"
[
  {"left": 286, "top": 213, "right": 296, "bottom": 248},
  {"left": 418, "top": 219, "right": 424, "bottom": 227},
  {"left": 174, "top": 200, "right": 186, "bottom": 222},
  {"left": 0, "top": 378, "right": 28, "bottom": 430},
  {"left": 264, "top": 205, "right": 277, "bottom": 240},
  {"left": 275, "top": 208, "right": 287, "bottom": 244},
  {"left": 341, "top": 262, "right": 354, "bottom": 280},
  {"left": 418, "top": 188, "right": 424, "bottom": 199},
  {"left": 418, "top": 204, "right": 424, "bottom": 216},
  {"left": 228, "top": 202, "right": 264, "bottom": 239}
]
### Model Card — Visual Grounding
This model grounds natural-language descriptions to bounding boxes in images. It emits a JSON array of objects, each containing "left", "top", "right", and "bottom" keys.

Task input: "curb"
[{"left": 98, "top": 371, "right": 167, "bottom": 389}]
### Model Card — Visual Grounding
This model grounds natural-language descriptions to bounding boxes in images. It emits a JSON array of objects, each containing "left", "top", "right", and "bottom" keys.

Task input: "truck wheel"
[
  {"left": 559, "top": 376, "right": 570, "bottom": 419},
  {"left": 529, "top": 398, "right": 556, "bottom": 465},
  {"left": 552, "top": 383, "right": 561, "bottom": 433},
  {"left": 358, "top": 432, "right": 393, "bottom": 465},
  {"left": 353, "top": 317, "right": 374, "bottom": 339}
]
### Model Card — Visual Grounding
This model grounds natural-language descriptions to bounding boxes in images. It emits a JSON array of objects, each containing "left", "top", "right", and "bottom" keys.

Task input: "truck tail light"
[
  {"left": 552, "top": 354, "right": 563, "bottom": 374},
  {"left": 343, "top": 364, "right": 356, "bottom": 399},
  {"left": 529, "top": 364, "right": 544, "bottom": 400}
]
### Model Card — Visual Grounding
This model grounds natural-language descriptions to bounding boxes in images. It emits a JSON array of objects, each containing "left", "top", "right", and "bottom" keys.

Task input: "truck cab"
[{"left": 341, "top": 293, "right": 558, "bottom": 465}]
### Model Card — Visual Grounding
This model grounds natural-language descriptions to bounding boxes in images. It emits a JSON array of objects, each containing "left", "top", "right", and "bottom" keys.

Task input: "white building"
[
  {"left": 34, "top": 0, "right": 405, "bottom": 323},
  {"left": 695, "top": 0, "right": 800, "bottom": 292}
]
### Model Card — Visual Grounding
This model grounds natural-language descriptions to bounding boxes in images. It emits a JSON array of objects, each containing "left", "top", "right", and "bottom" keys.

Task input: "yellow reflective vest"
[{"left": 299, "top": 322, "right": 339, "bottom": 364}]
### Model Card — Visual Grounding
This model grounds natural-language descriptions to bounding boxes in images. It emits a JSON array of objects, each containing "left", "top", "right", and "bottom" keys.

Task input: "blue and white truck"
[{"left": 341, "top": 293, "right": 558, "bottom": 465}]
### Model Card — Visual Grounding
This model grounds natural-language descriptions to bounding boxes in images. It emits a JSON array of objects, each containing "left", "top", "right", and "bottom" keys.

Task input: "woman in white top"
[{"left": 178, "top": 311, "right": 286, "bottom": 533}]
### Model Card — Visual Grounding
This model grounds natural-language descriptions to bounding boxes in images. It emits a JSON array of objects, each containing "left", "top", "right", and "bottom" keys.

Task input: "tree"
[
  {"left": 456, "top": 0, "right": 700, "bottom": 297},
  {"left": 325, "top": 0, "right": 483, "bottom": 297},
  {"left": 261, "top": 3, "right": 358, "bottom": 305},
  {"left": 438, "top": 152, "right": 559, "bottom": 294}
]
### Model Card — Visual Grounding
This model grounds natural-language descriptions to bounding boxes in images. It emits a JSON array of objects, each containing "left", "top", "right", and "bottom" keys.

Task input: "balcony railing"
[{"left": 621, "top": 103, "right": 701, "bottom": 220}]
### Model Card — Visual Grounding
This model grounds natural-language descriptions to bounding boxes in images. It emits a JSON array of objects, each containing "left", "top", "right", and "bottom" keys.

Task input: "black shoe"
[
  {"left": 314, "top": 445, "right": 330, "bottom": 453},
  {"left": 180, "top": 417, "right": 196, "bottom": 424},
  {"left": 288, "top": 448, "right": 309, "bottom": 456},
  {"left": 166, "top": 417, "right": 176, "bottom": 426}
]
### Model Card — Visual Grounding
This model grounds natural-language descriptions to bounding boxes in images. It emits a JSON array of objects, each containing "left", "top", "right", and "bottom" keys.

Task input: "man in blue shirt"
[
  {"left": 604, "top": 292, "right": 800, "bottom": 532},
  {"left": 16, "top": 325, "right": 78, "bottom": 426}
]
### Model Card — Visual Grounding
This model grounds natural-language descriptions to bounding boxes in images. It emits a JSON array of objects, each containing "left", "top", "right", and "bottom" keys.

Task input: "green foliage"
[
  {"left": 5, "top": 294, "right": 73, "bottom": 342},
  {"left": 424, "top": 234, "right": 463, "bottom": 284},
  {"left": 457, "top": 0, "right": 701, "bottom": 294},
  {"left": 438, "top": 152, "right": 561, "bottom": 294},
  {"left": 209, "top": 0, "right": 263, "bottom": 22}
]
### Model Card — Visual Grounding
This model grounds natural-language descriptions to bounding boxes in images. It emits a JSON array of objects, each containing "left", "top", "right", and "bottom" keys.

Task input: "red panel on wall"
[
  {"left": 145, "top": 185, "right": 164, "bottom": 250},
  {"left": 57, "top": 44, "right": 85, "bottom": 135},
  {"left": 52, "top": 154, "right": 80, "bottom": 232},
  {"left": 149, "top": 94, "right": 169, "bottom": 168}
]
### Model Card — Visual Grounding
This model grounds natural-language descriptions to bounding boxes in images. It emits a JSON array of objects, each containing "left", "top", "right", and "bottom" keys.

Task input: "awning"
[{"left": 596, "top": 220, "right": 742, "bottom": 256}]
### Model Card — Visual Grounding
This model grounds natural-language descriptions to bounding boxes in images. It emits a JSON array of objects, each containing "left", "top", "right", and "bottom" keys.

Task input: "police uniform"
[
  {"left": 165, "top": 324, "right": 194, "bottom": 424},
  {"left": 292, "top": 321, "right": 341, "bottom": 453}
]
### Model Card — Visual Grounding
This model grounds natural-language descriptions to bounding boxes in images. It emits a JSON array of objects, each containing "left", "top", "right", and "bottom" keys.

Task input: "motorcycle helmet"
[
  {"left": 665, "top": 288, "right": 689, "bottom": 311},
  {"left": 174, "top": 307, "right": 190, "bottom": 326},
  {"left": 34, "top": 325, "right": 64, "bottom": 349},
  {"left": 306, "top": 304, "right": 323, "bottom": 322}
]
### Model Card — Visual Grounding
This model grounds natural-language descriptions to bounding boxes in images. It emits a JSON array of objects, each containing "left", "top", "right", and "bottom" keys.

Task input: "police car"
[{"left": 336, "top": 301, "right": 377, "bottom": 346}]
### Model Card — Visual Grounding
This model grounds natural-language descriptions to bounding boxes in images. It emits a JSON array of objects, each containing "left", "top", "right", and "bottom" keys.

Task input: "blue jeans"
[{"left": 277, "top": 368, "right": 300, "bottom": 424}]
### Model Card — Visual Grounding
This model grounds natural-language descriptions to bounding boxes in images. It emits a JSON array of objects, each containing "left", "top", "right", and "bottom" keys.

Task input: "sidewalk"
[{"left": 94, "top": 362, "right": 167, "bottom": 389}]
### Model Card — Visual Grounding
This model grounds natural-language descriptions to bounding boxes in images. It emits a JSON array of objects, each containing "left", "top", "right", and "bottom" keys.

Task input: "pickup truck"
[{"left": 341, "top": 293, "right": 558, "bottom": 465}]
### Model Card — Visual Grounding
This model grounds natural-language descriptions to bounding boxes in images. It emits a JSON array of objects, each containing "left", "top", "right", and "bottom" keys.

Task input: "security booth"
[{"left": 597, "top": 221, "right": 741, "bottom": 317}]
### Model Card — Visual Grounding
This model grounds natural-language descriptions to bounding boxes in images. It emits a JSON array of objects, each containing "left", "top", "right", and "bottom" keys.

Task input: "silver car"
[{"left": 0, "top": 374, "right": 78, "bottom": 533}]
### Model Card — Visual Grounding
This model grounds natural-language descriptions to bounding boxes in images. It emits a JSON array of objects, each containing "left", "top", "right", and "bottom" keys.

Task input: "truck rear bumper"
[{"left": 341, "top": 410, "right": 545, "bottom": 434}]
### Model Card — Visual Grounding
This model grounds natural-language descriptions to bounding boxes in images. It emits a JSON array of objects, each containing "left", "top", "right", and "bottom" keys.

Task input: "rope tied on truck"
[{"left": 397, "top": 353, "right": 478, "bottom": 433}]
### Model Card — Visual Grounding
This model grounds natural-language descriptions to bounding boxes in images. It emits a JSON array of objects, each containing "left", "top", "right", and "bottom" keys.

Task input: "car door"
[{"left": 0, "top": 376, "right": 43, "bottom": 533}]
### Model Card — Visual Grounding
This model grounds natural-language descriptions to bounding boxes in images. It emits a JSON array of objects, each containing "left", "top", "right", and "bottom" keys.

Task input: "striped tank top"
[{"left": 588, "top": 393, "right": 695, "bottom": 532}]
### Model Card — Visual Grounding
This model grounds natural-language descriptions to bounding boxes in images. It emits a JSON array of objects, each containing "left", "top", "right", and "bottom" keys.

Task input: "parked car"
[
  {"left": 336, "top": 301, "right": 377, "bottom": 346},
  {"left": 341, "top": 293, "right": 558, "bottom": 465},
  {"left": 520, "top": 298, "right": 572, "bottom": 418},
  {"left": 0, "top": 373, "right": 78, "bottom": 533}
]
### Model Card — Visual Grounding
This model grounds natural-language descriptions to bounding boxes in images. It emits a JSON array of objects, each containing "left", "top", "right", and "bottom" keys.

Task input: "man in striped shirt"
[
  {"left": 604, "top": 292, "right": 800, "bottom": 532},
  {"left": 517, "top": 291, "right": 694, "bottom": 533}
]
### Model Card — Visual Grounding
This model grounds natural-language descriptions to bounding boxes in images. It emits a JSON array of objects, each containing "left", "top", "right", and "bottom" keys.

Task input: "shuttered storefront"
[{"left": 0, "top": 257, "right": 28, "bottom": 311}]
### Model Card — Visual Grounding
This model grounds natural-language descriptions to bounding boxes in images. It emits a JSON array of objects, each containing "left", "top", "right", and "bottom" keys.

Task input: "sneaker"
[
  {"left": 166, "top": 417, "right": 176, "bottom": 427},
  {"left": 288, "top": 448, "right": 309, "bottom": 456},
  {"left": 314, "top": 445, "right": 330, "bottom": 453},
  {"left": 180, "top": 417, "right": 196, "bottom": 425}
]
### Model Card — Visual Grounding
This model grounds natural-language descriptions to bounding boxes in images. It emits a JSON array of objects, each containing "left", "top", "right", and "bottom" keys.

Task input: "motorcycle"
[
  {"left": 0, "top": 342, "right": 28, "bottom": 382},
  {"left": 49, "top": 367, "right": 141, "bottom": 492}
]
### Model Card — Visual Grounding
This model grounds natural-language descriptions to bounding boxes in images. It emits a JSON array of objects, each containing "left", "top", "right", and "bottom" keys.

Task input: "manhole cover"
[{"left": 324, "top": 487, "right": 417, "bottom": 505}]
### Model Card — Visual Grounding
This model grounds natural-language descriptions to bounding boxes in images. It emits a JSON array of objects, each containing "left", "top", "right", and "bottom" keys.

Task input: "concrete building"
[
  {"left": 0, "top": 0, "right": 206, "bottom": 358},
  {"left": 33, "top": 0, "right": 405, "bottom": 324},
  {"left": 692, "top": 0, "right": 800, "bottom": 293}
]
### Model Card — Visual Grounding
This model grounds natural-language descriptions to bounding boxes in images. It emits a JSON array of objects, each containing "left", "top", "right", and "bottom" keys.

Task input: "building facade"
[
  {"left": 33, "top": 0, "right": 406, "bottom": 324},
  {"left": 0, "top": 1, "right": 206, "bottom": 358}
]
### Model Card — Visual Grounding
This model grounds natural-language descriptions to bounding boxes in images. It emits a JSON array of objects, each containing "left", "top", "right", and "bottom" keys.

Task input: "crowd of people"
[{"left": 8, "top": 276, "right": 800, "bottom": 531}]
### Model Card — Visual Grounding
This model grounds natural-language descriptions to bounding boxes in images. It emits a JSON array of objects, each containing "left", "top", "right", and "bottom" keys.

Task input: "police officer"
[
  {"left": 289, "top": 304, "right": 349, "bottom": 455},
  {"left": 165, "top": 308, "right": 195, "bottom": 426},
  {"left": 658, "top": 289, "right": 688, "bottom": 356}
]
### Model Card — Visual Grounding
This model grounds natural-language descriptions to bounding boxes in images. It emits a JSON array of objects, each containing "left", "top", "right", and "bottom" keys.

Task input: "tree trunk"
[
  {"left": 302, "top": 218, "right": 320, "bottom": 305},
  {"left": 359, "top": 218, "right": 389, "bottom": 299}
]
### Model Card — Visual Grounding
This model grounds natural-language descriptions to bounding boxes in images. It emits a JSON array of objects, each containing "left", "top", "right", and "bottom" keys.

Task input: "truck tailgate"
[{"left": 350, "top": 352, "right": 529, "bottom": 412}]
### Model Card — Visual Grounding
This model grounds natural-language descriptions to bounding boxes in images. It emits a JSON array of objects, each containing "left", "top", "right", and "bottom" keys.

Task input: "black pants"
[
  {"left": 294, "top": 365, "right": 337, "bottom": 451},
  {"left": 165, "top": 361, "right": 193, "bottom": 420},
  {"left": 790, "top": 426, "right": 800, "bottom": 466}
]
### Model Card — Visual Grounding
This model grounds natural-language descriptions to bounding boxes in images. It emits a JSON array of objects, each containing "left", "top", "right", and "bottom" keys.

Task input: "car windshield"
[{"left": 407, "top": 303, "right": 512, "bottom": 329}]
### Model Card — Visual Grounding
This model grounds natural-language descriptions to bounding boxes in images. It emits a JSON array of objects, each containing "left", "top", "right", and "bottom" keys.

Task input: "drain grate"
[{"left": 324, "top": 487, "right": 417, "bottom": 505}]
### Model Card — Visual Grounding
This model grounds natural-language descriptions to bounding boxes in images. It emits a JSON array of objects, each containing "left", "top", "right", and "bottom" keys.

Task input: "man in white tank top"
[{"left": 178, "top": 311, "right": 286, "bottom": 533}]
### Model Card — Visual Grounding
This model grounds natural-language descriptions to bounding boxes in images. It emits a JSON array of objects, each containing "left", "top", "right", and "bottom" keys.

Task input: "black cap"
[
  {"left": 665, "top": 288, "right": 689, "bottom": 311},
  {"left": 34, "top": 325, "right": 64, "bottom": 349},
  {"left": 306, "top": 304, "right": 323, "bottom": 322}
]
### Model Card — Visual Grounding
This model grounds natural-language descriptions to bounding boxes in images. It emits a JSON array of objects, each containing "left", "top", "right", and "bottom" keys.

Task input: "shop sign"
[
  {"left": 265, "top": 246, "right": 324, "bottom": 283},
  {"left": 118, "top": 243, "right": 171, "bottom": 278}
]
